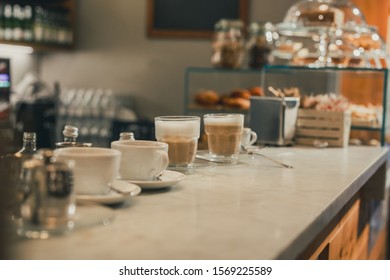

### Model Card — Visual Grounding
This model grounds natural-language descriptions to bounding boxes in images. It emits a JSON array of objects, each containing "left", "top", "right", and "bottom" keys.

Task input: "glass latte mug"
[
  {"left": 155, "top": 116, "right": 200, "bottom": 170},
  {"left": 203, "top": 113, "right": 244, "bottom": 163}
]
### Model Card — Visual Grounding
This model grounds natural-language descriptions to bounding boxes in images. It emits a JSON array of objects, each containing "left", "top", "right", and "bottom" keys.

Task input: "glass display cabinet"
[{"left": 184, "top": 65, "right": 389, "bottom": 145}]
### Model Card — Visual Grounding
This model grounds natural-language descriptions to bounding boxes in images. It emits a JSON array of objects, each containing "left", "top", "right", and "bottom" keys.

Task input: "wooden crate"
[{"left": 296, "top": 109, "right": 351, "bottom": 147}]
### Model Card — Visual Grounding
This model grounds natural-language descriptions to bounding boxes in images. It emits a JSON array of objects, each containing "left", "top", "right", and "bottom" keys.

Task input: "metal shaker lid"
[{"left": 63, "top": 125, "right": 78, "bottom": 138}]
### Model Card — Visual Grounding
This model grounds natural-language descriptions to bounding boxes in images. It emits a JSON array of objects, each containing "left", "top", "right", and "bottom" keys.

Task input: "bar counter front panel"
[{"left": 10, "top": 146, "right": 388, "bottom": 259}]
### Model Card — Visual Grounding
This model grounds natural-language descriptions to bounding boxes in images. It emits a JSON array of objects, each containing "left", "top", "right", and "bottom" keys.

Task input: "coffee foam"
[
  {"left": 156, "top": 121, "right": 200, "bottom": 138},
  {"left": 204, "top": 117, "right": 243, "bottom": 126}
]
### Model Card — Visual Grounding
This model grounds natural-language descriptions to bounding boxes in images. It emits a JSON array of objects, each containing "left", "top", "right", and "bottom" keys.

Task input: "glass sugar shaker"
[
  {"left": 246, "top": 22, "right": 275, "bottom": 69},
  {"left": 55, "top": 125, "right": 93, "bottom": 148},
  {"left": 17, "top": 149, "right": 76, "bottom": 239},
  {"left": 211, "top": 19, "right": 245, "bottom": 69}
]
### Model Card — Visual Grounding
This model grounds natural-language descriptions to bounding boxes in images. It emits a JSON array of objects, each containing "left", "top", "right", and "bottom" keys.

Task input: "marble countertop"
[{"left": 11, "top": 146, "right": 388, "bottom": 259}]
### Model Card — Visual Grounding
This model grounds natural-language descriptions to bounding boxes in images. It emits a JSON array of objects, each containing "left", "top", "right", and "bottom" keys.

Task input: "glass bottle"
[
  {"left": 246, "top": 22, "right": 275, "bottom": 69},
  {"left": 14, "top": 132, "right": 37, "bottom": 158},
  {"left": 0, "top": 132, "right": 37, "bottom": 221},
  {"left": 211, "top": 19, "right": 245, "bottom": 69},
  {"left": 0, "top": 4, "right": 4, "bottom": 40},
  {"left": 12, "top": 4, "right": 23, "bottom": 41},
  {"left": 23, "top": 5, "right": 33, "bottom": 41},
  {"left": 33, "top": 6, "right": 44, "bottom": 42},
  {"left": 3, "top": 4, "right": 13, "bottom": 41}
]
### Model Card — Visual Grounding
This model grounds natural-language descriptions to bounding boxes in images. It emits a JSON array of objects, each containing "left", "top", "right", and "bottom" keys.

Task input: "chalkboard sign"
[{"left": 147, "top": 0, "right": 248, "bottom": 38}]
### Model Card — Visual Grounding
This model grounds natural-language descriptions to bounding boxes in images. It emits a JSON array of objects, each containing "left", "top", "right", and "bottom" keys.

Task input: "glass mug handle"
[
  {"left": 242, "top": 128, "right": 257, "bottom": 148},
  {"left": 248, "top": 130, "right": 257, "bottom": 146}
]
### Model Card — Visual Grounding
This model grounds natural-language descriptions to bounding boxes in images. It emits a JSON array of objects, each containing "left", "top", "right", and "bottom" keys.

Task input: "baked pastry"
[
  {"left": 345, "top": 33, "right": 382, "bottom": 51},
  {"left": 222, "top": 96, "right": 250, "bottom": 110},
  {"left": 230, "top": 88, "right": 251, "bottom": 99},
  {"left": 194, "top": 90, "right": 220, "bottom": 107},
  {"left": 249, "top": 86, "right": 264, "bottom": 96}
]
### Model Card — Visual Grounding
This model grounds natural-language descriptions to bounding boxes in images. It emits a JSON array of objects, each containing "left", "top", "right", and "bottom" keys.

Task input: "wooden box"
[{"left": 295, "top": 109, "right": 351, "bottom": 147}]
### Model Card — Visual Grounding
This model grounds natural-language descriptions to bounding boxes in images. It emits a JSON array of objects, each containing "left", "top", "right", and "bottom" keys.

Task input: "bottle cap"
[{"left": 119, "top": 132, "right": 135, "bottom": 141}]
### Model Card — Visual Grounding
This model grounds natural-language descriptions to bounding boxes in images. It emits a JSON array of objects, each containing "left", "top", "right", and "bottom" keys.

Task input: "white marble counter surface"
[{"left": 11, "top": 146, "right": 388, "bottom": 259}]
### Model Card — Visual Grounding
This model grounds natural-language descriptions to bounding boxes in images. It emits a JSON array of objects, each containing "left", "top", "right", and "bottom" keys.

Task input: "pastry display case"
[
  {"left": 184, "top": 0, "right": 389, "bottom": 146},
  {"left": 184, "top": 65, "right": 389, "bottom": 145}
]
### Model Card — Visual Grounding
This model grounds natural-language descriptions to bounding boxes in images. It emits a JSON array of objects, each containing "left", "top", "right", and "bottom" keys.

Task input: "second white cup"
[
  {"left": 111, "top": 140, "right": 169, "bottom": 181},
  {"left": 55, "top": 147, "right": 121, "bottom": 195}
]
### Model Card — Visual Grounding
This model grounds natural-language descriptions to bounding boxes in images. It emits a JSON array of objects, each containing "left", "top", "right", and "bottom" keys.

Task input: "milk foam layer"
[
  {"left": 156, "top": 120, "right": 200, "bottom": 138},
  {"left": 203, "top": 115, "right": 244, "bottom": 126}
]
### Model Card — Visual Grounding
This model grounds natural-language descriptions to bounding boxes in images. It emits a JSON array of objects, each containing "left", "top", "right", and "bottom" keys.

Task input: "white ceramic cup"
[
  {"left": 241, "top": 127, "right": 258, "bottom": 148},
  {"left": 55, "top": 147, "right": 121, "bottom": 195},
  {"left": 111, "top": 140, "right": 169, "bottom": 181}
]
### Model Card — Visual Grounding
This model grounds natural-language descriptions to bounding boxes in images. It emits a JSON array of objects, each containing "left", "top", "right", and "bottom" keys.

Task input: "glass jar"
[
  {"left": 246, "top": 22, "right": 275, "bottom": 69},
  {"left": 211, "top": 19, "right": 245, "bottom": 69}
]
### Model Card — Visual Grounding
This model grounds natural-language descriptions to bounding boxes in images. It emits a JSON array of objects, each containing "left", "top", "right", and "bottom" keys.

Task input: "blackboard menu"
[{"left": 147, "top": 0, "right": 248, "bottom": 38}]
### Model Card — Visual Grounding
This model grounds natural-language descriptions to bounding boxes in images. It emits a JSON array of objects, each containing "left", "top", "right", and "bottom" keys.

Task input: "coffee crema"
[{"left": 204, "top": 124, "right": 242, "bottom": 156}]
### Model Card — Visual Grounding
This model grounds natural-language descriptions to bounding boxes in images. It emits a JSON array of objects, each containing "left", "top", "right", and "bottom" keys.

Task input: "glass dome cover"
[
  {"left": 272, "top": 0, "right": 388, "bottom": 68},
  {"left": 282, "top": 0, "right": 367, "bottom": 29}
]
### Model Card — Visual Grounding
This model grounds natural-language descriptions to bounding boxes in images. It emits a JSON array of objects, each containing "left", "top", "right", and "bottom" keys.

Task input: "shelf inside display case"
[
  {"left": 184, "top": 66, "right": 263, "bottom": 114},
  {"left": 184, "top": 65, "right": 389, "bottom": 145}
]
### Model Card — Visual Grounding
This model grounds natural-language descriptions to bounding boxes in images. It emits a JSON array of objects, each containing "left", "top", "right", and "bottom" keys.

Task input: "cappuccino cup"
[
  {"left": 155, "top": 116, "right": 200, "bottom": 170},
  {"left": 55, "top": 147, "right": 121, "bottom": 195},
  {"left": 203, "top": 113, "right": 244, "bottom": 163},
  {"left": 111, "top": 140, "right": 169, "bottom": 181},
  {"left": 241, "top": 127, "right": 258, "bottom": 148}
]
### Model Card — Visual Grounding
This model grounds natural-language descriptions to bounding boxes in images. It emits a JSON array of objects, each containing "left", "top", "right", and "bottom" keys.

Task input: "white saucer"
[
  {"left": 127, "top": 170, "right": 185, "bottom": 190},
  {"left": 76, "top": 181, "right": 141, "bottom": 205}
]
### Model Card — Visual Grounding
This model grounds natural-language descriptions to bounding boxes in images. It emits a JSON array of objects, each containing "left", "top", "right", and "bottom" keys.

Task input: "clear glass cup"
[
  {"left": 211, "top": 19, "right": 245, "bottom": 69},
  {"left": 203, "top": 113, "right": 244, "bottom": 163},
  {"left": 155, "top": 116, "right": 200, "bottom": 170}
]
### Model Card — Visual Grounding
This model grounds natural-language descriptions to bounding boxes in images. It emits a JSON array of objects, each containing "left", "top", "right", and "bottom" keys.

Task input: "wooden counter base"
[{"left": 300, "top": 162, "right": 388, "bottom": 260}]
